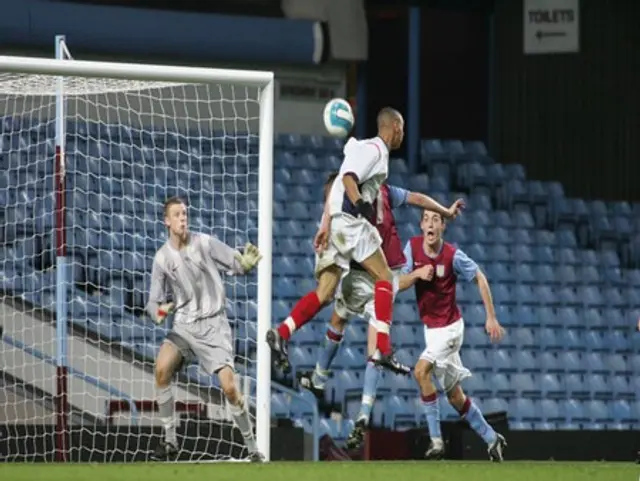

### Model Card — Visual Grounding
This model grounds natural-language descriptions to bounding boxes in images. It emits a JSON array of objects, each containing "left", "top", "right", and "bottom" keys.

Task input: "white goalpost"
[{"left": 0, "top": 38, "right": 273, "bottom": 461}]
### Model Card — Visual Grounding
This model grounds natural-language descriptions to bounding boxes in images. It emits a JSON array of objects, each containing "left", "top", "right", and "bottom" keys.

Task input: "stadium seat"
[{"left": 511, "top": 350, "right": 535, "bottom": 373}]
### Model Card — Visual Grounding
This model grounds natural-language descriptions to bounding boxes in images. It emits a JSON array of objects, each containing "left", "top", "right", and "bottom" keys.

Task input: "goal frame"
[{"left": 0, "top": 51, "right": 274, "bottom": 461}]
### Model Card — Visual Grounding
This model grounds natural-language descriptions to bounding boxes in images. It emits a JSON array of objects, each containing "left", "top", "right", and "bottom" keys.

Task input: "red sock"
[
  {"left": 374, "top": 280, "right": 393, "bottom": 355},
  {"left": 277, "top": 292, "right": 321, "bottom": 340}
]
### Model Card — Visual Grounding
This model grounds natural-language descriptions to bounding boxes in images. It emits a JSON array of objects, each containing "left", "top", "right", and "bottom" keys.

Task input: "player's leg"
[
  {"left": 217, "top": 366, "right": 263, "bottom": 462},
  {"left": 346, "top": 319, "right": 382, "bottom": 449},
  {"left": 302, "top": 268, "right": 368, "bottom": 392},
  {"left": 153, "top": 335, "right": 188, "bottom": 459},
  {"left": 446, "top": 383, "right": 507, "bottom": 462},
  {"left": 267, "top": 264, "right": 342, "bottom": 372},
  {"left": 297, "top": 308, "right": 347, "bottom": 396},
  {"left": 198, "top": 317, "right": 263, "bottom": 461},
  {"left": 414, "top": 357, "right": 443, "bottom": 458}
]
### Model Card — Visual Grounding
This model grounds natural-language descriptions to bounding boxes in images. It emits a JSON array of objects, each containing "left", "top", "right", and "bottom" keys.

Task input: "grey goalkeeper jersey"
[{"left": 146, "top": 232, "right": 246, "bottom": 324}]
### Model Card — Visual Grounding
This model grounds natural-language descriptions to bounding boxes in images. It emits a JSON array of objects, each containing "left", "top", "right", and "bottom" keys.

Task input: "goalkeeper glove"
[
  {"left": 355, "top": 199, "right": 375, "bottom": 220},
  {"left": 236, "top": 242, "right": 262, "bottom": 272},
  {"left": 156, "top": 302, "right": 175, "bottom": 325}
]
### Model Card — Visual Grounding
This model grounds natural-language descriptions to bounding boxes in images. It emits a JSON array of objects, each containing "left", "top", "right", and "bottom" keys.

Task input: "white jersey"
[{"left": 327, "top": 136, "right": 389, "bottom": 218}]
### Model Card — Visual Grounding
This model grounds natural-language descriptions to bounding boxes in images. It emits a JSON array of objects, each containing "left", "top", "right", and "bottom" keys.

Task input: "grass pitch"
[{"left": 1, "top": 461, "right": 636, "bottom": 481}]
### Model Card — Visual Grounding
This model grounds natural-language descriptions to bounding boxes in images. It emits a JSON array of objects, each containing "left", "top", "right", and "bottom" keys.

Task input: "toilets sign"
[{"left": 524, "top": 0, "right": 579, "bottom": 54}]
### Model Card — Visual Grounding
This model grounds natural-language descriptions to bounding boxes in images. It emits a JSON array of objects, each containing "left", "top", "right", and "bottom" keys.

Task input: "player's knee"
[
  {"left": 414, "top": 359, "right": 433, "bottom": 384},
  {"left": 316, "top": 272, "right": 339, "bottom": 304},
  {"left": 447, "top": 384, "right": 465, "bottom": 408},
  {"left": 155, "top": 362, "right": 173, "bottom": 387},
  {"left": 222, "top": 384, "right": 238, "bottom": 403},
  {"left": 331, "top": 312, "right": 347, "bottom": 331}
]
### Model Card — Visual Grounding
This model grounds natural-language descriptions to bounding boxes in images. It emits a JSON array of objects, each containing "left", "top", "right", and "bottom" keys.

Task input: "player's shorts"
[
  {"left": 334, "top": 268, "right": 402, "bottom": 325},
  {"left": 314, "top": 213, "right": 382, "bottom": 278},
  {"left": 419, "top": 319, "right": 471, "bottom": 393},
  {"left": 165, "top": 313, "right": 234, "bottom": 375}
]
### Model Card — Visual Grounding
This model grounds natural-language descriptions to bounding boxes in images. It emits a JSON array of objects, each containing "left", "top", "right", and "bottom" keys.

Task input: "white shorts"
[
  {"left": 314, "top": 214, "right": 382, "bottom": 278},
  {"left": 419, "top": 319, "right": 471, "bottom": 393},
  {"left": 334, "top": 268, "right": 402, "bottom": 324}
]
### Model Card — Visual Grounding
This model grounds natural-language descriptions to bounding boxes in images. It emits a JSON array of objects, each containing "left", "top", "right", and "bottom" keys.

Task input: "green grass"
[{"left": 0, "top": 461, "right": 636, "bottom": 481}]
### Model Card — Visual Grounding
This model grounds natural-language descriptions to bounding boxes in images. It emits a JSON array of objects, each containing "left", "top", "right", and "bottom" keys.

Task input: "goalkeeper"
[{"left": 146, "top": 196, "right": 263, "bottom": 461}]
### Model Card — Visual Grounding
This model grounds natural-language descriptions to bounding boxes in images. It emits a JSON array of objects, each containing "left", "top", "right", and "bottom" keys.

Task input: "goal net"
[{"left": 0, "top": 50, "right": 273, "bottom": 462}]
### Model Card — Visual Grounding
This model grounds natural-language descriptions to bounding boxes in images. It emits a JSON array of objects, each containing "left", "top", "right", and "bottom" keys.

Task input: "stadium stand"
[{"left": 1, "top": 121, "right": 639, "bottom": 444}]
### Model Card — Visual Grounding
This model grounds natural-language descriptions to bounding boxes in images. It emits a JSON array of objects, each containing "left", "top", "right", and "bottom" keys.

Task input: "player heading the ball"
[
  {"left": 267, "top": 107, "right": 409, "bottom": 375},
  {"left": 146, "top": 197, "right": 264, "bottom": 462}
]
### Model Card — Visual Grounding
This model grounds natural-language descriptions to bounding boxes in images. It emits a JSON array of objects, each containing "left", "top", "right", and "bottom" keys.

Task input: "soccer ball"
[{"left": 323, "top": 98, "right": 354, "bottom": 139}]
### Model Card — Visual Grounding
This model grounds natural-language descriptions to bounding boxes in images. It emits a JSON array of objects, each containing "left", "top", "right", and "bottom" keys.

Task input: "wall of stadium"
[{"left": 490, "top": 0, "right": 639, "bottom": 201}]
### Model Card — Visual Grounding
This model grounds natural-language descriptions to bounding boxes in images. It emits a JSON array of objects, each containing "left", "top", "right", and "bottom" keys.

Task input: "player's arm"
[
  {"left": 315, "top": 172, "right": 337, "bottom": 252},
  {"left": 146, "top": 256, "right": 173, "bottom": 324},
  {"left": 341, "top": 141, "right": 379, "bottom": 213},
  {"left": 398, "top": 240, "right": 433, "bottom": 290},
  {"left": 206, "top": 234, "right": 261, "bottom": 275},
  {"left": 406, "top": 191, "right": 453, "bottom": 219},
  {"left": 454, "top": 249, "right": 503, "bottom": 340}
]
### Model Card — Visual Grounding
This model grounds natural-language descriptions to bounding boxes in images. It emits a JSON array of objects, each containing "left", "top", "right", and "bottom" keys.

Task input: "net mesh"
[{"left": 0, "top": 71, "right": 261, "bottom": 461}]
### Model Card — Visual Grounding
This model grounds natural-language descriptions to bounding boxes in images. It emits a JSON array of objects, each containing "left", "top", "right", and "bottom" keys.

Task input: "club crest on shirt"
[{"left": 436, "top": 264, "right": 445, "bottom": 278}]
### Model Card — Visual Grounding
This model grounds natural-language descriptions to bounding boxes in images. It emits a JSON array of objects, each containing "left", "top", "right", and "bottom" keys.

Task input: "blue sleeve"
[
  {"left": 388, "top": 185, "right": 409, "bottom": 209},
  {"left": 453, "top": 249, "right": 479, "bottom": 282},
  {"left": 401, "top": 241, "right": 413, "bottom": 274}
]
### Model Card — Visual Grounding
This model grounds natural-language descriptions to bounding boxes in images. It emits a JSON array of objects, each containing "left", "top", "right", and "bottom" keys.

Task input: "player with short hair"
[
  {"left": 296, "top": 173, "right": 463, "bottom": 447},
  {"left": 402, "top": 209, "right": 507, "bottom": 461},
  {"left": 146, "top": 196, "right": 264, "bottom": 461},
  {"left": 267, "top": 107, "right": 409, "bottom": 374}
]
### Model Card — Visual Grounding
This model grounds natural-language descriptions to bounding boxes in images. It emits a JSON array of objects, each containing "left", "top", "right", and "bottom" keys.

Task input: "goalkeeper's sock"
[
  {"left": 374, "top": 280, "right": 393, "bottom": 355},
  {"left": 311, "top": 324, "right": 343, "bottom": 387},
  {"left": 229, "top": 396, "right": 258, "bottom": 453},
  {"left": 458, "top": 397, "right": 497, "bottom": 445},
  {"left": 357, "top": 358, "right": 382, "bottom": 423},
  {"left": 156, "top": 385, "right": 177, "bottom": 446},
  {"left": 421, "top": 392, "right": 442, "bottom": 441},
  {"left": 277, "top": 291, "right": 321, "bottom": 340}
]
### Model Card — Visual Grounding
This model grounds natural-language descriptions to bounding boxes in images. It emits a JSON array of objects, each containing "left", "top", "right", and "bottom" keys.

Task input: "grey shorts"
[{"left": 164, "top": 313, "right": 235, "bottom": 375}]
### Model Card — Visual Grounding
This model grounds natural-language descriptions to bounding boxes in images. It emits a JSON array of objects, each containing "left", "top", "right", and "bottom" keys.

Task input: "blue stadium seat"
[
  {"left": 344, "top": 322, "right": 367, "bottom": 347},
  {"left": 385, "top": 396, "right": 418, "bottom": 429},
  {"left": 535, "top": 246, "right": 555, "bottom": 264},
  {"left": 578, "top": 265, "right": 601, "bottom": 286},
  {"left": 566, "top": 374, "right": 590, "bottom": 400},
  {"left": 606, "top": 330, "right": 631, "bottom": 353},
  {"left": 395, "top": 324, "right": 420, "bottom": 349},
  {"left": 271, "top": 393, "right": 290, "bottom": 419},
  {"left": 605, "top": 354, "right": 631, "bottom": 376},
  {"left": 465, "top": 327, "right": 490, "bottom": 349},
  {"left": 540, "top": 399, "right": 563, "bottom": 424},
  {"left": 461, "top": 372, "right": 488, "bottom": 398},
  {"left": 509, "top": 398, "right": 539, "bottom": 423},
  {"left": 512, "top": 373, "right": 539, "bottom": 398},
  {"left": 458, "top": 162, "right": 488, "bottom": 191},
  {"left": 485, "top": 262, "right": 513, "bottom": 284},
  {"left": 333, "top": 347, "right": 364, "bottom": 370},
  {"left": 512, "top": 306, "right": 536, "bottom": 327},
  {"left": 508, "top": 327, "right": 535, "bottom": 350},
  {"left": 539, "top": 351, "right": 562, "bottom": 374},
  {"left": 487, "top": 164, "right": 506, "bottom": 187},
  {"left": 514, "top": 264, "right": 535, "bottom": 284},
  {"left": 511, "top": 350, "right": 535, "bottom": 373},
  {"left": 489, "top": 244, "right": 511, "bottom": 263},
  {"left": 483, "top": 398, "right": 508, "bottom": 415},
  {"left": 504, "top": 163, "right": 526, "bottom": 180},
  {"left": 462, "top": 349, "right": 491, "bottom": 373}
]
